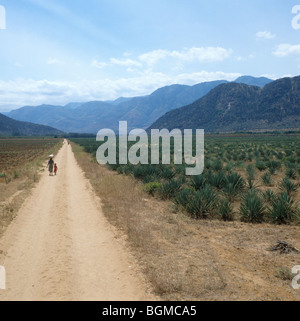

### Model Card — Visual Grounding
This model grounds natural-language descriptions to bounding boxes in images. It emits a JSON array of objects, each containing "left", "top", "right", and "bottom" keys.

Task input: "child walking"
[{"left": 54, "top": 163, "right": 58, "bottom": 176}]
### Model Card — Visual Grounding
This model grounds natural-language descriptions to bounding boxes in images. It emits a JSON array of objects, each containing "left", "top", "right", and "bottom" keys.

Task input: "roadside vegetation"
[{"left": 71, "top": 133, "right": 300, "bottom": 226}]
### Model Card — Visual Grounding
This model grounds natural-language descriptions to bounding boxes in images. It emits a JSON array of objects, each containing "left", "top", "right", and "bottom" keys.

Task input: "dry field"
[
  {"left": 0, "top": 138, "right": 62, "bottom": 236},
  {"left": 0, "top": 138, "right": 59, "bottom": 174}
]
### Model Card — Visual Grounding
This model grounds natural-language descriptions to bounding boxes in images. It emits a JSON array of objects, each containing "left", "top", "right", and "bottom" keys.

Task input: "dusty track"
[{"left": 0, "top": 141, "right": 155, "bottom": 301}]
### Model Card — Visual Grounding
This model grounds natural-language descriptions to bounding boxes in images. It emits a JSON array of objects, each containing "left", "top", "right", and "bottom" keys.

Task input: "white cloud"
[
  {"left": 14, "top": 62, "right": 23, "bottom": 68},
  {"left": 139, "top": 47, "right": 233, "bottom": 66},
  {"left": 259, "top": 74, "right": 276, "bottom": 80},
  {"left": 273, "top": 44, "right": 300, "bottom": 57},
  {"left": 110, "top": 58, "right": 142, "bottom": 67},
  {"left": 256, "top": 31, "right": 276, "bottom": 39},
  {"left": 174, "top": 71, "right": 241, "bottom": 84},
  {"left": 0, "top": 71, "right": 241, "bottom": 107},
  {"left": 281, "top": 74, "right": 294, "bottom": 78},
  {"left": 236, "top": 56, "right": 246, "bottom": 62},
  {"left": 139, "top": 49, "right": 170, "bottom": 66},
  {"left": 172, "top": 47, "right": 232, "bottom": 62},
  {"left": 90, "top": 47, "right": 233, "bottom": 73},
  {"left": 236, "top": 54, "right": 255, "bottom": 62},
  {"left": 47, "top": 57, "right": 64, "bottom": 65},
  {"left": 91, "top": 59, "right": 107, "bottom": 69}
]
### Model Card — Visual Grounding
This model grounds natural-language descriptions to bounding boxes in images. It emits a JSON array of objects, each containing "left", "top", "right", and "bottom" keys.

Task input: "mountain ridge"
[
  {"left": 6, "top": 76, "right": 273, "bottom": 133},
  {"left": 0, "top": 113, "right": 64, "bottom": 136},
  {"left": 148, "top": 76, "right": 300, "bottom": 133}
]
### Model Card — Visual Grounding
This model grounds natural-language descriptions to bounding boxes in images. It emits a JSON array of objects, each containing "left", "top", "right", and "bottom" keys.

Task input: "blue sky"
[{"left": 0, "top": 0, "right": 300, "bottom": 110}]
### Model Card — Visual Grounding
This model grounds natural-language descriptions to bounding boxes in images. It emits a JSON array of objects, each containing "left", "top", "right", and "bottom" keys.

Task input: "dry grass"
[
  {"left": 0, "top": 139, "right": 63, "bottom": 236},
  {"left": 72, "top": 143, "right": 300, "bottom": 301}
]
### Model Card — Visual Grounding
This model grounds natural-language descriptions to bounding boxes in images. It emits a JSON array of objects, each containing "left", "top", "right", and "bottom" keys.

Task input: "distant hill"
[
  {"left": 64, "top": 102, "right": 84, "bottom": 109},
  {"left": 234, "top": 76, "right": 272, "bottom": 87},
  {"left": 148, "top": 76, "right": 300, "bottom": 133},
  {"left": 0, "top": 113, "right": 64, "bottom": 136},
  {"left": 7, "top": 76, "right": 273, "bottom": 133}
]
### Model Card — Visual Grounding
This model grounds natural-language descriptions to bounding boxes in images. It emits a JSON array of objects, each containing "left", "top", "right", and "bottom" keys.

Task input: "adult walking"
[{"left": 48, "top": 155, "right": 54, "bottom": 176}]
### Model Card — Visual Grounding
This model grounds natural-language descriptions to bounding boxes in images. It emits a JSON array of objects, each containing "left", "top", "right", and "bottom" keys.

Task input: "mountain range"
[
  {"left": 0, "top": 113, "right": 64, "bottom": 136},
  {"left": 149, "top": 76, "right": 300, "bottom": 133},
  {"left": 5, "top": 76, "right": 273, "bottom": 134}
]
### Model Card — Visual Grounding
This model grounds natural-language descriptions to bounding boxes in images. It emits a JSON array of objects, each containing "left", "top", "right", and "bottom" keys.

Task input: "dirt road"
[{"left": 0, "top": 141, "right": 155, "bottom": 301}]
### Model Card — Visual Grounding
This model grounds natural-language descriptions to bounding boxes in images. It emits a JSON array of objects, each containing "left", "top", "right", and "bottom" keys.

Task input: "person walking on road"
[
  {"left": 54, "top": 163, "right": 58, "bottom": 176},
  {"left": 48, "top": 156, "right": 54, "bottom": 176}
]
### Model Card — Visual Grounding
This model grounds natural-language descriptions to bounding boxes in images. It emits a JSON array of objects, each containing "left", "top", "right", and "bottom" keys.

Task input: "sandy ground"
[{"left": 0, "top": 141, "right": 156, "bottom": 301}]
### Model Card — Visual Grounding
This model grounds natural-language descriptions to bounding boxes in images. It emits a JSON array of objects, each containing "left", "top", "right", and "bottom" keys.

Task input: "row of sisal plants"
[{"left": 71, "top": 135, "right": 300, "bottom": 225}]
